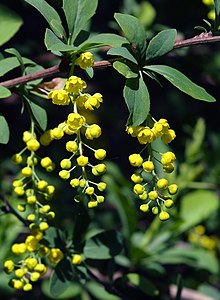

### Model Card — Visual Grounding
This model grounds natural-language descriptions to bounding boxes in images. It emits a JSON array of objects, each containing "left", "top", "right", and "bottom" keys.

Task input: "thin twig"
[
  {"left": 0, "top": 193, "right": 29, "bottom": 226},
  {"left": 0, "top": 33, "right": 220, "bottom": 89}
]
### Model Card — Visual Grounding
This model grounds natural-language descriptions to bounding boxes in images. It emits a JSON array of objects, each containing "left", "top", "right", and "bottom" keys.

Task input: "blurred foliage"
[{"left": 0, "top": 1, "right": 220, "bottom": 300}]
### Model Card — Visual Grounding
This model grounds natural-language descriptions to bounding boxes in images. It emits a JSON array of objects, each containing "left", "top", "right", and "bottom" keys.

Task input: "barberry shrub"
[{"left": 0, "top": 0, "right": 219, "bottom": 299}]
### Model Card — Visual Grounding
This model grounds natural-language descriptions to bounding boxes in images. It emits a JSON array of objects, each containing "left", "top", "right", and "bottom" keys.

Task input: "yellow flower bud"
[
  {"left": 66, "top": 141, "right": 78, "bottom": 152},
  {"left": 133, "top": 184, "right": 145, "bottom": 195},
  {"left": 59, "top": 170, "right": 70, "bottom": 179},
  {"left": 159, "top": 211, "right": 170, "bottom": 221},
  {"left": 157, "top": 178, "right": 169, "bottom": 190},
  {"left": 140, "top": 204, "right": 149, "bottom": 212},
  {"left": 142, "top": 161, "right": 154, "bottom": 172},
  {"left": 129, "top": 153, "right": 143, "bottom": 167},
  {"left": 77, "top": 155, "right": 89, "bottom": 166},
  {"left": 21, "top": 166, "right": 32, "bottom": 177},
  {"left": 71, "top": 254, "right": 83, "bottom": 265},
  {"left": 94, "top": 149, "right": 106, "bottom": 160},
  {"left": 26, "top": 139, "right": 40, "bottom": 151},
  {"left": 60, "top": 159, "right": 71, "bottom": 169},
  {"left": 148, "top": 191, "right": 158, "bottom": 200}
]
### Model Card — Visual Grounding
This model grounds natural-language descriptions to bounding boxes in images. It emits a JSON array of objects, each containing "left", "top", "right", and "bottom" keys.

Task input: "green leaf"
[
  {"left": 25, "top": 0, "right": 65, "bottom": 38},
  {"left": 0, "top": 114, "right": 10, "bottom": 144},
  {"left": 113, "top": 61, "right": 138, "bottom": 79},
  {"left": 42, "top": 227, "right": 66, "bottom": 248},
  {"left": 145, "top": 29, "right": 177, "bottom": 61},
  {"left": 0, "top": 4, "right": 23, "bottom": 46},
  {"left": 42, "top": 280, "right": 81, "bottom": 299},
  {"left": 50, "top": 258, "right": 74, "bottom": 297},
  {"left": 86, "top": 282, "right": 120, "bottom": 300},
  {"left": 124, "top": 273, "right": 159, "bottom": 296},
  {"left": 83, "top": 33, "right": 129, "bottom": 48},
  {"left": 108, "top": 47, "right": 138, "bottom": 64},
  {"left": 63, "top": 0, "right": 98, "bottom": 43},
  {"left": 84, "top": 230, "right": 123, "bottom": 260},
  {"left": 27, "top": 99, "right": 47, "bottom": 131},
  {"left": 214, "top": 0, "right": 220, "bottom": 16},
  {"left": 178, "top": 190, "right": 219, "bottom": 233},
  {"left": 123, "top": 76, "right": 150, "bottom": 126},
  {"left": 0, "top": 57, "right": 35, "bottom": 77},
  {"left": 155, "top": 247, "right": 219, "bottom": 274},
  {"left": 5, "top": 48, "right": 25, "bottom": 73},
  {"left": 44, "top": 29, "right": 76, "bottom": 52},
  {"left": 114, "top": 13, "right": 147, "bottom": 54},
  {"left": 0, "top": 86, "right": 11, "bottom": 99},
  {"left": 103, "top": 161, "right": 138, "bottom": 240},
  {"left": 145, "top": 65, "right": 216, "bottom": 102},
  {"left": 25, "top": 64, "right": 45, "bottom": 85}
]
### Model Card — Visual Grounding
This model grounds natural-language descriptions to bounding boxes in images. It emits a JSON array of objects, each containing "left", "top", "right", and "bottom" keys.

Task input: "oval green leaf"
[
  {"left": 114, "top": 13, "right": 147, "bottom": 55},
  {"left": 63, "top": 0, "right": 98, "bottom": 43},
  {"left": 145, "top": 29, "right": 177, "bottom": 61},
  {"left": 178, "top": 190, "right": 219, "bottom": 233},
  {"left": 0, "top": 4, "right": 23, "bottom": 46},
  {"left": 25, "top": 0, "right": 66, "bottom": 39},
  {"left": 84, "top": 230, "right": 122, "bottom": 260},
  {"left": 49, "top": 259, "right": 74, "bottom": 297},
  {"left": 123, "top": 77, "right": 150, "bottom": 126},
  {"left": 0, "top": 86, "right": 11, "bottom": 99},
  {"left": 108, "top": 47, "right": 138, "bottom": 64},
  {"left": 113, "top": 61, "right": 138, "bottom": 79},
  {"left": 0, "top": 114, "right": 10, "bottom": 144},
  {"left": 145, "top": 65, "right": 216, "bottom": 102}
]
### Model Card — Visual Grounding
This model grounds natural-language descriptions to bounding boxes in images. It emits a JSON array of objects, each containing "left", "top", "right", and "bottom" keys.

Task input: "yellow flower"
[
  {"left": 48, "top": 90, "right": 70, "bottom": 105},
  {"left": 76, "top": 52, "right": 94, "bottom": 69},
  {"left": 25, "top": 235, "right": 39, "bottom": 252},
  {"left": 77, "top": 155, "right": 89, "bottom": 166},
  {"left": 48, "top": 248, "right": 64, "bottom": 264},
  {"left": 137, "top": 127, "right": 155, "bottom": 144},
  {"left": 67, "top": 113, "right": 86, "bottom": 131},
  {"left": 129, "top": 153, "right": 143, "bottom": 167},
  {"left": 65, "top": 76, "right": 87, "bottom": 94},
  {"left": 26, "top": 139, "right": 40, "bottom": 151},
  {"left": 85, "top": 124, "right": 102, "bottom": 139},
  {"left": 4, "top": 260, "right": 15, "bottom": 273},
  {"left": 71, "top": 254, "right": 83, "bottom": 265},
  {"left": 84, "top": 93, "right": 103, "bottom": 110}
]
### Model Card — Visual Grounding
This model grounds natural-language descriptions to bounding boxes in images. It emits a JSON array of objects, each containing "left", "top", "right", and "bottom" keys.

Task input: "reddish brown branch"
[{"left": 0, "top": 33, "right": 220, "bottom": 89}]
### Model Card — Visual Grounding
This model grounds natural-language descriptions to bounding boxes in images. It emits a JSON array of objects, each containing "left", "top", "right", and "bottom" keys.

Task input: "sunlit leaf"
[
  {"left": 63, "top": 0, "right": 98, "bottom": 43},
  {"left": 145, "top": 65, "right": 216, "bottom": 102},
  {"left": 113, "top": 61, "right": 138, "bottom": 79},
  {"left": 178, "top": 190, "right": 219, "bottom": 232},
  {"left": 0, "top": 4, "right": 23, "bottom": 46},
  {"left": 84, "top": 230, "right": 123, "bottom": 259},
  {"left": 25, "top": 0, "right": 66, "bottom": 38},
  {"left": 0, "top": 86, "right": 11, "bottom": 99},
  {"left": 0, "top": 114, "right": 10, "bottom": 144},
  {"left": 114, "top": 13, "right": 147, "bottom": 56}
]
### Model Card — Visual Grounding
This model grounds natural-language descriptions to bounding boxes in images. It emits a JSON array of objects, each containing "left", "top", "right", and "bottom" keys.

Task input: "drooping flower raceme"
[{"left": 127, "top": 118, "right": 178, "bottom": 221}]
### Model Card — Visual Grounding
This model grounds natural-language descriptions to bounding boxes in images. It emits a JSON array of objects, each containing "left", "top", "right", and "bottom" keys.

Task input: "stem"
[
  {"left": 140, "top": 216, "right": 161, "bottom": 248},
  {"left": 0, "top": 193, "right": 29, "bottom": 226},
  {"left": 1, "top": 32, "right": 219, "bottom": 89}
]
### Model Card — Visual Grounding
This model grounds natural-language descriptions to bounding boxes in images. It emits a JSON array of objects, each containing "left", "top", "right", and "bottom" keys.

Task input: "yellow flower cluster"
[
  {"left": 44, "top": 55, "right": 107, "bottom": 208},
  {"left": 127, "top": 118, "right": 176, "bottom": 145},
  {"left": 127, "top": 118, "right": 178, "bottom": 220},
  {"left": 188, "top": 225, "right": 218, "bottom": 252},
  {"left": 4, "top": 229, "right": 65, "bottom": 291}
]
